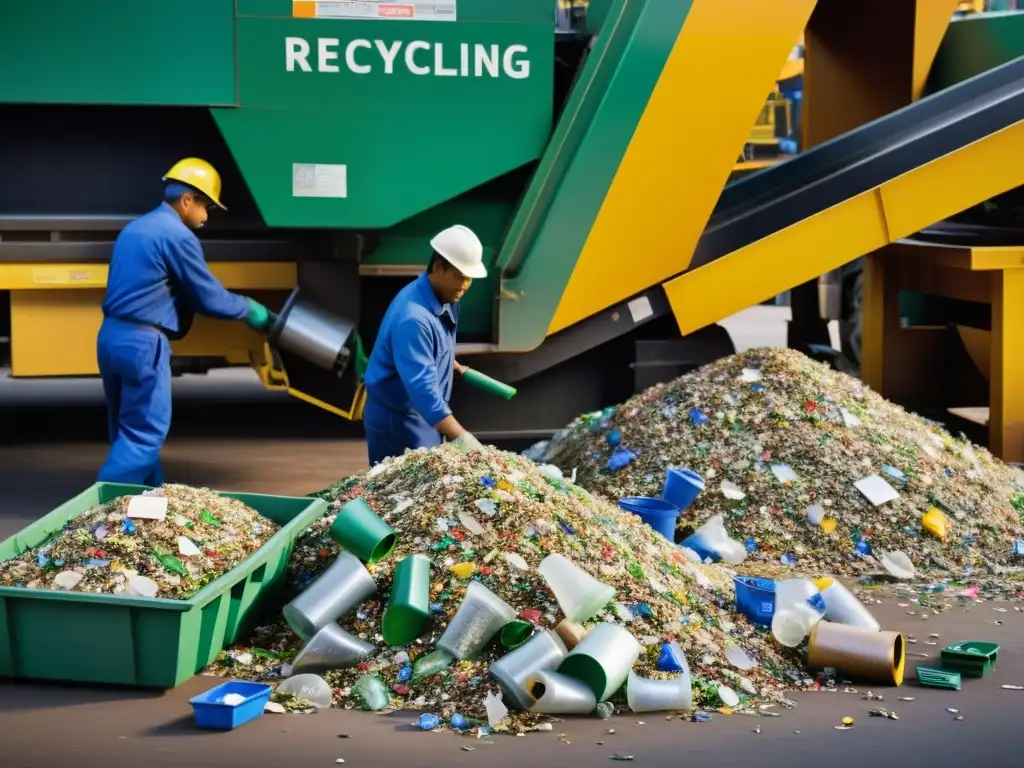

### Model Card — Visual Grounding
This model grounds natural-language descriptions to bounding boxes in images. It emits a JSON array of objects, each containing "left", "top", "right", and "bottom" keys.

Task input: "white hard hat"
[{"left": 430, "top": 225, "right": 487, "bottom": 279}]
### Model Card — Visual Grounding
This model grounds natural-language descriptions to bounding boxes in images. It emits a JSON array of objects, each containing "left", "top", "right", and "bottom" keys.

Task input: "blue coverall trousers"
[
  {"left": 363, "top": 397, "right": 441, "bottom": 466},
  {"left": 96, "top": 317, "right": 172, "bottom": 486}
]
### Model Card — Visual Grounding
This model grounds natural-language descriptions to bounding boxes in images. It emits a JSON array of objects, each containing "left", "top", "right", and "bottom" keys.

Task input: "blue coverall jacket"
[
  {"left": 362, "top": 272, "right": 458, "bottom": 465},
  {"left": 96, "top": 203, "right": 249, "bottom": 485}
]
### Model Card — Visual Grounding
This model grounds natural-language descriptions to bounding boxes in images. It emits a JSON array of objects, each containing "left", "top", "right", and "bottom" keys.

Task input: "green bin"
[
  {"left": 940, "top": 641, "right": 1000, "bottom": 678},
  {"left": 0, "top": 483, "right": 326, "bottom": 689}
]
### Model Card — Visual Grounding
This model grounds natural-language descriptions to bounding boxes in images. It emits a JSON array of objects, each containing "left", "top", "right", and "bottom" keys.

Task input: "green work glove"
[
  {"left": 452, "top": 432, "right": 484, "bottom": 454},
  {"left": 245, "top": 298, "right": 272, "bottom": 332}
]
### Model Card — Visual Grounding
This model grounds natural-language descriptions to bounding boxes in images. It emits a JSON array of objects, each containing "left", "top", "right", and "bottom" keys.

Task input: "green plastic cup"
[
  {"left": 462, "top": 368, "right": 517, "bottom": 400},
  {"left": 383, "top": 554, "right": 432, "bottom": 646},
  {"left": 330, "top": 498, "right": 397, "bottom": 564},
  {"left": 500, "top": 620, "right": 535, "bottom": 649}
]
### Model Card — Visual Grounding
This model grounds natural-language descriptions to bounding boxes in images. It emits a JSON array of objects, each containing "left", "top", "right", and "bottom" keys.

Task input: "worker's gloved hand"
[
  {"left": 452, "top": 432, "right": 484, "bottom": 454},
  {"left": 245, "top": 298, "right": 272, "bottom": 332}
]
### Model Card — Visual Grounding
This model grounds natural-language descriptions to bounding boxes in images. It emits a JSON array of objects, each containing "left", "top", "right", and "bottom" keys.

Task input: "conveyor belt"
[
  {"left": 690, "top": 55, "right": 1024, "bottom": 270},
  {"left": 660, "top": 55, "right": 1024, "bottom": 336}
]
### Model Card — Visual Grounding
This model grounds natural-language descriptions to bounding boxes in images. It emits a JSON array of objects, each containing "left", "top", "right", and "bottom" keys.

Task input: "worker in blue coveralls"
[
  {"left": 96, "top": 158, "right": 274, "bottom": 485},
  {"left": 362, "top": 225, "right": 487, "bottom": 465}
]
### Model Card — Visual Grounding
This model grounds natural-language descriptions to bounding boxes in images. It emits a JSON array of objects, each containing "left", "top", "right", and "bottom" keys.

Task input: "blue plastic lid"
[{"left": 807, "top": 593, "right": 826, "bottom": 613}]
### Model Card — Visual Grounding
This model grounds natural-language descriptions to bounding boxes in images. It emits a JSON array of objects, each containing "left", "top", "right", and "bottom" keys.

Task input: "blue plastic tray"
[{"left": 190, "top": 681, "right": 272, "bottom": 730}]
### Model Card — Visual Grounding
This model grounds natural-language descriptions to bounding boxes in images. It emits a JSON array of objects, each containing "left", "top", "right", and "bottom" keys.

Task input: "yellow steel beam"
[
  {"left": 888, "top": 241, "right": 1024, "bottom": 271},
  {"left": 663, "top": 119, "right": 1024, "bottom": 335},
  {"left": 547, "top": 0, "right": 817, "bottom": 335},
  {"left": 0, "top": 262, "right": 297, "bottom": 291},
  {"left": 913, "top": 1, "right": 962, "bottom": 100},
  {"left": 5, "top": 262, "right": 296, "bottom": 376},
  {"left": 8, "top": 291, "right": 280, "bottom": 376}
]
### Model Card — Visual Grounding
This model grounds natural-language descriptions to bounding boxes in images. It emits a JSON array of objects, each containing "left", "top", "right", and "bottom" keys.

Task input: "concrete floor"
[{"left": 0, "top": 314, "right": 1020, "bottom": 768}]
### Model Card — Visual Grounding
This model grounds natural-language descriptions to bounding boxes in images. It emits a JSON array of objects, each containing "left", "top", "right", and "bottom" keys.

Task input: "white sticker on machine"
[
  {"left": 627, "top": 296, "right": 654, "bottom": 324},
  {"left": 293, "top": 1, "right": 457, "bottom": 22},
  {"left": 292, "top": 163, "right": 348, "bottom": 199}
]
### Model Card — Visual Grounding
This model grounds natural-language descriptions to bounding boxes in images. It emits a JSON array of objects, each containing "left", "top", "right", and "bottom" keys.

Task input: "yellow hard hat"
[{"left": 162, "top": 157, "right": 226, "bottom": 210}]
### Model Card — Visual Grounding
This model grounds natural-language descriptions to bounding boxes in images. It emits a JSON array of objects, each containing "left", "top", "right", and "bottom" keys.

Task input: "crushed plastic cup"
[
  {"left": 382, "top": 554, "right": 431, "bottom": 646},
  {"left": 490, "top": 629, "right": 568, "bottom": 711},
  {"left": 329, "top": 497, "right": 398, "bottom": 564},
  {"left": 275, "top": 673, "right": 333, "bottom": 709},
  {"left": 283, "top": 551, "right": 377, "bottom": 643},
  {"left": 526, "top": 669, "right": 597, "bottom": 715},
  {"left": 538, "top": 553, "right": 616, "bottom": 623},
  {"left": 558, "top": 622, "right": 642, "bottom": 701},
  {"left": 626, "top": 670, "right": 692, "bottom": 713},
  {"left": 772, "top": 603, "right": 825, "bottom": 648},
  {"left": 815, "top": 576, "right": 880, "bottom": 631},
  {"left": 292, "top": 623, "right": 376, "bottom": 675},
  {"left": 680, "top": 514, "right": 747, "bottom": 565},
  {"left": 436, "top": 581, "right": 516, "bottom": 660},
  {"left": 772, "top": 610, "right": 820, "bottom": 648},
  {"left": 618, "top": 496, "right": 681, "bottom": 541},
  {"left": 662, "top": 467, "right": 705, "bottom": 512},
  {"left": 500, "top": 620, "right": 535, "bottom": 649},
  {"left": 771, "top": 578, "right": 826, "bottom": 647}
]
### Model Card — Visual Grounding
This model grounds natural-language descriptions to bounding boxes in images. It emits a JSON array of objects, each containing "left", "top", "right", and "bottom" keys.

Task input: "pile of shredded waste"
[
  {"left": 0, "top": 485, "right": 279, "bottom": 599},
  {"left": 211, "top": 445, "right": 807, "bottom": 727},
  {"left": 535, "top": 348, "right": 1024, "bottom": 579}
]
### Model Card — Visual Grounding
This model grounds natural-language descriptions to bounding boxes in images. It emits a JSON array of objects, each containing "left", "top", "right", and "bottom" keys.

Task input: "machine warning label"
[
  {"left": 293, "top": 1, "right": 457, "bottom": 22},
  {"left": 31, "top": 268, "right": 101, "bottom": 286},
  {"left": 292, "top": 163, "right": 349, "bottom": 199}
]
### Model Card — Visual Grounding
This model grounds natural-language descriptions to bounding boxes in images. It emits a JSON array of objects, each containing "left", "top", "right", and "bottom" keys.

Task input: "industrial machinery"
[
  {"left": 829, "top": 6, "right": 1024, "bottom": 370},
  {"left": 1, "top": 1, "right": 1023, "bottom": 455}
]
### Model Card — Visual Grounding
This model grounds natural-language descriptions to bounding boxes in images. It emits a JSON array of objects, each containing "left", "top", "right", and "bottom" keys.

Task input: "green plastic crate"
[
  {"left": 0, "top": 483, "right": 326, "bottom": 689},
  {"left": 940, "top": 641, "right": 1000, "bottom": 678},
  {"left": 916, "top": 665, "right": 962, "bottom": 690}
]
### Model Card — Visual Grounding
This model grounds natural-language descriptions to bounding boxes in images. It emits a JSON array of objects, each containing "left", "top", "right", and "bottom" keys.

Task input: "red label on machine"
[
  {"left": 293, "top": 1, "right": 457, "bottom": 21},
  {"left": 378, "top": 4, "right": 415, "bottom": 18}
]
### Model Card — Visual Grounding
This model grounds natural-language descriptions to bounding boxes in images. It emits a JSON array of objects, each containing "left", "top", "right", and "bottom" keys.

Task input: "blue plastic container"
[
  {"left": 662, "top": 467, "right": 704, "bottom": 512},
  {"left": 190, "top": 681, "right": 273, "bottom": 730},
  {"left": 734, "top": 576, "right": 776, "bottom": 627},
  {"left": 619, "top": 496, "right": 681, "bottom": 541}
]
